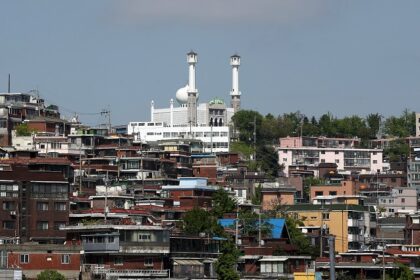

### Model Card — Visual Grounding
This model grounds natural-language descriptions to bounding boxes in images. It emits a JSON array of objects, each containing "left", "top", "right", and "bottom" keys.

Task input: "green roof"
[{"left": 209, "top": 97, "right": 225, "bottom": 105}]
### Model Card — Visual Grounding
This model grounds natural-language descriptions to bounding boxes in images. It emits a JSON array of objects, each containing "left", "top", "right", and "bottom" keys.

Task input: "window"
[
  {"left": 335, "top": 151, "right": 339, "bottom": 155},
  {"left": 3, "top": 221, "right": 15, "bottom": 230},
  {"left": 61, "top": 254, "right": 70, "bottom": 264},
  {"left": 321, "top": 151, "right": 325, "bottom": 154},
  {"left": 144, "top": 258, "right": 153, "bottom": 267},
  {"left": 115, "top": 256, "right": 123, "bottom": 266},
  {"left": 321, "top": 159, "right": 325, "bottom": 163},
  {"left": 55, "top": 202, "right": 67, "bottom": 211},
  {"left": 329, "top": 191, "right": 337, "bottom": 196},
  {"left": 315, "top": 191, "right": 323, "bottom": 196},
  {"left": 373, "top": 160, "right": 377, "bottom": 164},
  {"left": 283, "top": 158, "right": 287, "bottom": 162},
  {"left": 54, "top": 222, "right": 66, "bottom": 230},
  {"left": 322, "top": 213, "right": 330, "bottom": 220},
  {"left": 37, "top": 221, "right": 48, "bottom": 230},
  {"left": 139, "top": 234, "right": 151, "bottom": 241},
  {"left": 402, "top": 198, "right": 405, "bottom": 203},
  {"left": 2, "top": 201, "right": 14, "bottom": 210},
  {"left": 335, "top": 159, "right": 340, "bottom": 163},
  {"left": 37, "top": 202, "right": 49, "bottom": 211},
  {"left": 20, "top": 254, "right": 29, "bottom": 264}
]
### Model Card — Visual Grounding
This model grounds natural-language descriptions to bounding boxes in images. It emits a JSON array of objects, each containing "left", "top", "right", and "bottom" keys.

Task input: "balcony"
[
  {"left": 348, "top": 234, "right": 363, "bottom": 242},
  {"left": 348, "top": 219, "right": 364, "bottom": 227},
  {"left": 82, "top": 233, "right": 120, "bottom": 252},
  {"left": 84, "top": 265, "right": 169, "bottom": 278},
  {"left": 120, "top": 242, "right": 170, "bottom": 254}
]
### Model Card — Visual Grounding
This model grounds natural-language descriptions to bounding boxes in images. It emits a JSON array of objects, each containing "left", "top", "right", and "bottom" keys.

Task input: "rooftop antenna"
[{"left": 8, "top": 74, "right": 10, "bottom": 93}]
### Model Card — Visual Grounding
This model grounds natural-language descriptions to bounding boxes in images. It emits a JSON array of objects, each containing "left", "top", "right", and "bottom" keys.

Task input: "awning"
[
  {"left": 173, "top": 260, "right": 203, "bottom": 266},
  {"left": 259, "top": 257, "right": 288, "bottom": 262}
]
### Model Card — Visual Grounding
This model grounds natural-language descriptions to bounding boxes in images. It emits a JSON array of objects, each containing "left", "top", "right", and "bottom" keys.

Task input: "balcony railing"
[{"left": 83, "top": 265, "right": 169, "bottom": 277}]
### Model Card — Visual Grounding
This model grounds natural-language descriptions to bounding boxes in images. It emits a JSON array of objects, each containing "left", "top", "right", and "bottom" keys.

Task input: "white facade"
[
  {"left": 378, "top": 187, "right": 418, "bottom": 217},
  {"left": 152, "top": 102, "right": 235, "bottom": 127},
  {"left": 128, "top": 122, "right": 229, "bottom": 153},
  {"left": 278, "top": 147, "right": 384, "bottom": 176}
]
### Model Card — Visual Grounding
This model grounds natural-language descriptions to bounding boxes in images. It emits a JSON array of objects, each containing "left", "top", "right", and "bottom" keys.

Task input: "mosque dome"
[
  {"left": 175, "top": 85, "right": 199, "bottom": 105},
  {"left": 176, "top": 85, "right": 189, "bottom": 105}
]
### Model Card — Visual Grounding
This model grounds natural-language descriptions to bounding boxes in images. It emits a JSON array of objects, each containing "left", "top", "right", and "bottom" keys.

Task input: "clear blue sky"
[{"left": 0, "top": 1, "right": 419, "bottom": 126}]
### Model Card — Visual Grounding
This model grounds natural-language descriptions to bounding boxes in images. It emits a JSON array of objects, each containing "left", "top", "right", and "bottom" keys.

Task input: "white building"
[
  {"left": 128, "top": 52, "right": 242, "bottom": 153},
  {"left": 278, "top": 137, "right": 385, "bottom": 176}
]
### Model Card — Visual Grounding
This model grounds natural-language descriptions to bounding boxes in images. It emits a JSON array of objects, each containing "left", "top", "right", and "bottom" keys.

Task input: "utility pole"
[
  {"left": 210, "top": 123, "right": 213, "bottom": 154},
  {"left": 101, "top": 107, "right": 111, "bottom": 133},
  {"left": 258, "top": 209, "right": 261, "bottom": 247},
  {"left": 79, "top": 145, "right": 83, "bottom": 195},
  {"left": 8, "top": 74, "right": 10, "bottom": 93},
  {"left": 328, "top": 235, "right": 336, "bottom": 280},
  {"left": 104, "top": 171, "right": 109, "bottom": 224},
  {"left": 253, "top": 115, "right": 256, "bottom": 161},
  {"left": 235, "top": 204, "right": 239, "bottom": 247},
  {"left": 320, "top": 208, "right": 324, "bottom": 257}
]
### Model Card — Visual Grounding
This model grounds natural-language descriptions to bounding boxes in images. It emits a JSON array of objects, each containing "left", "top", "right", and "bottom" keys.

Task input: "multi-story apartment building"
[
  {"left": 64, "top": 224, "right": 170, "bottom": 280},
  {"left": 286, "top": 204, "right": 373, "bottom": 253},
  {"left": 278, "top": 136, "right": 384, "bottom": 177},
  {"left": 128, "top": 121, "right": 230, "bottom": 153},
  {"left": 407, "top": 137, "right": 420, "bottom": 189},
  {"left": 0, "top": 164, "right": 70, "bottom": 243},
  {"left": 0, "top": 92, "right": 61, "bottom": 146}
]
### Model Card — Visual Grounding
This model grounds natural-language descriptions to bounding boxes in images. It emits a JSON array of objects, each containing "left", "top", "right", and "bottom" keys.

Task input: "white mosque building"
[{"left": 127, "top": 51, "right": 242, "bottom": 153}]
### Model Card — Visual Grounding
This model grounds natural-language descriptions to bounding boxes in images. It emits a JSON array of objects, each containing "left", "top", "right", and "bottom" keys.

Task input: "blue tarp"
[{"left": 218, "top": 218, "right": 285, "bottom": 239}]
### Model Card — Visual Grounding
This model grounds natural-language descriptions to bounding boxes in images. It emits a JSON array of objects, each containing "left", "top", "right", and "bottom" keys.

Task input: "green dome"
[{"left": 209, "top": 97, "right": 225, "bottom": 105}]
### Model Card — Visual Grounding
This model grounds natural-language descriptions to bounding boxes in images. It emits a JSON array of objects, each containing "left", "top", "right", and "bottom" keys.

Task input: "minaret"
[
  {"left": 230, "top": 54, "right": 241, "bottom": 113},
  {"left": 150, "top": 100, "right": 155, "bottom": 122},
  {"left": 187, "top": 51, "right": 198, "bottom": 126},
  {"left": 170, "top": 98, "right": 174, "bottom": 127}
]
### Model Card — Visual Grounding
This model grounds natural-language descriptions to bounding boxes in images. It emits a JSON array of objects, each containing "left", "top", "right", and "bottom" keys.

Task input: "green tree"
[
  {"left": 384, "top": 139, "right": 409, "bottom": 162},
  {"left": 211, "top": 188, "right": 236, "bottom": 218},
  {"left": 238, "top": 210, "right": 272, "bottom": 237},
  {"left": 15, "top": 123, "right": 36, "bottom": 136},
  {"left": 215, "top": 240, "right": 240, "bottom": 280},
  {"left": 318, "top": 113, "right": 336, "bottom": 137},
  {"left": 231, "top": 110, "right": 263, "bottom": 144},
  {"left": 183, "top": 207, "right": 217, "bottom": 235},
  {"left": 384, "top": 109, "right": 415, "bottom": 137},
  {"left": 277, "top": 111, "right": 303, "bottom": 137},
  {"left": 255, "top": 144, "right": 280, "bottom": 177},
  {"left": 251, "top": 184, "right": 262, "bottom": 205},
  {"left": 285, "top": 216, "right": 317, "bottom": 257},
  {"left": 388, "top": 263, "right": 415, "bottom": 280},
  {"left": 37, "top": 270, "right": 65, "bottom": 280},
  {"left": 366, "top": 113, "right": 382, "bottom": 139}
]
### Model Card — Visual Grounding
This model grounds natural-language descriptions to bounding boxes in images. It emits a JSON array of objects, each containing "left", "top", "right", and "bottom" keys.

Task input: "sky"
[{"left": 0, "top": 1, "right": 419, "bottom": 126}]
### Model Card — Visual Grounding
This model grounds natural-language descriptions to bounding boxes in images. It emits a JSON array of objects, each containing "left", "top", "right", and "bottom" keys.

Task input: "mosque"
[{"left": 127, "top": 51, "right": 242, "bottom": 153}]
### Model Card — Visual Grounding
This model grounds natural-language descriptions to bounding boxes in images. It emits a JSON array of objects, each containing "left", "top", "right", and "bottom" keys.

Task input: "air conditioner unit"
[{"left": 10, "top": 211, "right": 16, "bottom": 216}]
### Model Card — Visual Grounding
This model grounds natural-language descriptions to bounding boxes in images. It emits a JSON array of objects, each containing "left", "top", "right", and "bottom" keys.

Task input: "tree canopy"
[{"left": 231, "top": 109, "right": 416, "bottom": 167}]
